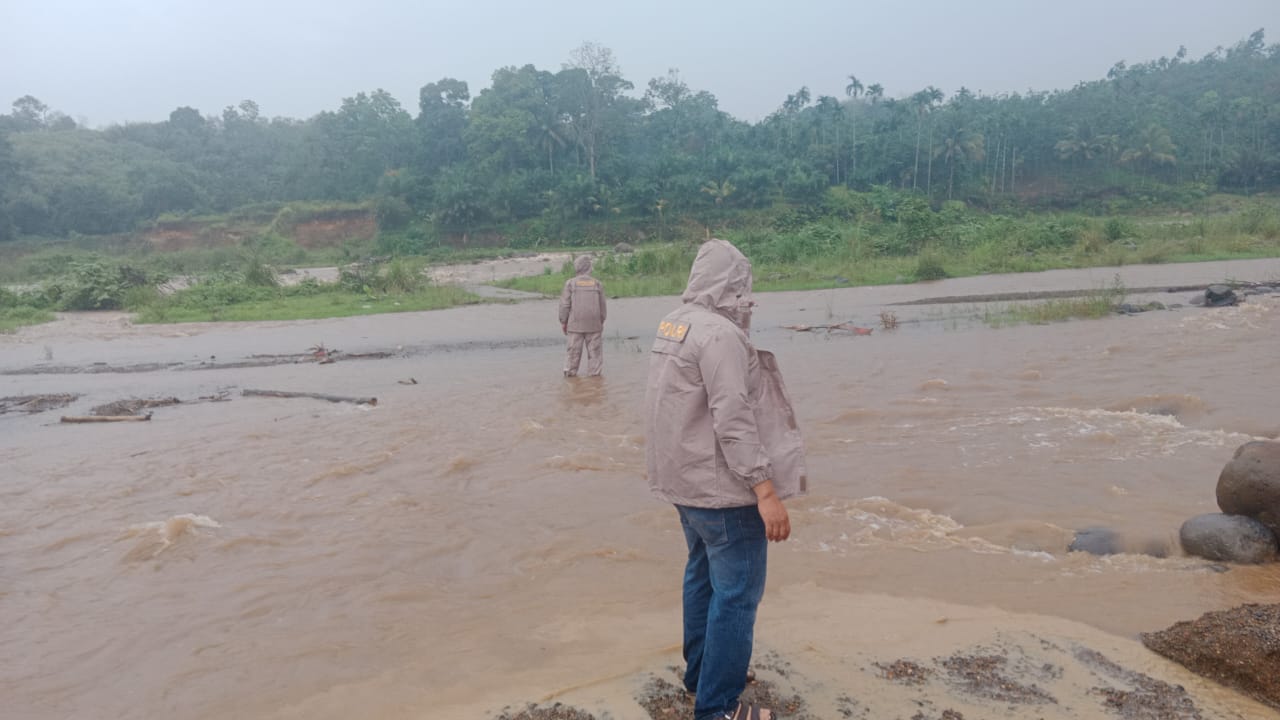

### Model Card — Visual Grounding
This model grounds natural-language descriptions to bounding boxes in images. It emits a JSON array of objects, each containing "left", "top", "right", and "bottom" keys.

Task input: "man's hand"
[
  {"left": 561, "top": 322, "right": 568, "bottom": 335},
  {"left": 753, "top": 480, "right": 790, "bottom": 542}
]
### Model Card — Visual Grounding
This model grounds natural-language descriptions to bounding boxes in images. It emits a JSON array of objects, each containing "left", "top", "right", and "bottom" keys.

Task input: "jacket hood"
[
  {"left": 681, "top": 239, "right": 753, "bottom": 315},
  {"left": 574, "top": 255, "right": 593, "bottom": 275}
]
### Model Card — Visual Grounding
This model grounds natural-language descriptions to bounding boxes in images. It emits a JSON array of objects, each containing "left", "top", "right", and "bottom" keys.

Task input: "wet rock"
[
  {"left": 1179, "top": 513, "right": 1278, "bottom": 564},
  {"left": 1069, "top": 527, "right": 1168, "bottom": 558},
  {"left": 1114, "top": 302, "right": 1166, "bottom": 314},
  {"left": 1204, "top": 284, "right": 1239, "bottom": 307},
  {"left": 1069, "top": 527, "right": 1122, "bottom": 555},
  {"left": 1189, "top": 294, "right": 1205, "bottom": 306},
  {"left": 613, "top": 242, "right": 635, "bottom": 254},
  {"left": 1142, "top": 603, "right": 1280, "bottom": 711},
  {"left": 1217, "top": 441, "right": 1280, "bottom": 536}
]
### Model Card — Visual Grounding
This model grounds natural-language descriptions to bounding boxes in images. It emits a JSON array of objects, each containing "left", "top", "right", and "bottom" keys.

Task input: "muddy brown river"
[{"left": 3, "top": 258, "right": 1280, "bottom": 719}]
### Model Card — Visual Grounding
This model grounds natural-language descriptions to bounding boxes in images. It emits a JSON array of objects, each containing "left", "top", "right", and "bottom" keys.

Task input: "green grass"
[
  {"left": 995, "top": 294, "right": 1120, "bottom": 326},
  {"left": 498, "top": 203, "right": 1280, "bottom": 301},
  {"left": 133, "top": 286, "right": 482, "bottom": 324},
  {"left": 0, "top": 306, "right": 57, "bottom": 333}
]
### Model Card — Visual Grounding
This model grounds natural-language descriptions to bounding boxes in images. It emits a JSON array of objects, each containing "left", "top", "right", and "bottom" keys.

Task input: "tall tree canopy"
[{"left": 1, "top": 32, "right": 1277, "bottom": 239}]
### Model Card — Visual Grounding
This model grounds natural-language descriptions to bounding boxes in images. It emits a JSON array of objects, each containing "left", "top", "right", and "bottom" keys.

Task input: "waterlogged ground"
[{"left": 2, "top": 258, "right": 1280, "bottom": 720}]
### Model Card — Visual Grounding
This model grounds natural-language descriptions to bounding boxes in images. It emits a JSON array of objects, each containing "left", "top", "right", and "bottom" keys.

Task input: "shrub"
[
  {"left": 376, "top": 227, "right": 438, "bottom": 256},
  {"left": 241, "top": 254, "right": 279, "bottom": 288},
  {"left": 374, "top": 196, "right": 414, "bottom": 231},
  {"left": 52, "top": 261, "right": 157, "bottom": 311},
  {"left": 1028, "top": 217, "right": 1085, "bottom": 250},
  {"left": 173, "top": 277, "right": 277, "bottom": 307},
  {"left": 1103, "top": 217, "right": 1135, "bottom": 241},
  {"left": 1238, "top": 203, "right": 1280, "bottom": 239},
  {"left": 914, "top": 253, "right": 949, "bottom": 281},
  {"left": 377, "top": 258, "right": 425, "bottom": 293}
]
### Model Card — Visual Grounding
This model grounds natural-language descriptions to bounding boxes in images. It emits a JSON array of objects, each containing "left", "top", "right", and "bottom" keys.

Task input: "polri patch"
[{"left": 656, "top": 319, "right": 691, "bottom": 343}]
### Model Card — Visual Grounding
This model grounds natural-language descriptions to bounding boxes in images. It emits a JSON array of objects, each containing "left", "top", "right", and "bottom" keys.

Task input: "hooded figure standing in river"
[
  {"left": 558, "top": 255, "right": 607, "bottom": 377},
  {"left": 645, "top": 239, "right": 808, "bottom": 720}
]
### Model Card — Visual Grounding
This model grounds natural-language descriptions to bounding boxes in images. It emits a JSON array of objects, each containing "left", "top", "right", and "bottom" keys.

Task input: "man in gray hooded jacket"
[
  {"left": 558, "top": 255, "right": 606, "bottom": 376},
  {"left": 645, "top": 239, "right": 807, "bottom": 720}
]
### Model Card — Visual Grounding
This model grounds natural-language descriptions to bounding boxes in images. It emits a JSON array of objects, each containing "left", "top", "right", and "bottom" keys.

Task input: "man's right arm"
[{"left": 752, "top": 479, "right": 791, "bottom": 542}]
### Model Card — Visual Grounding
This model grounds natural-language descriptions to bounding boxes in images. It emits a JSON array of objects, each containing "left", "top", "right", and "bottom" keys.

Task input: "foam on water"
[{"left": 121, "top": 513, "right": 221, "bottom": 560}]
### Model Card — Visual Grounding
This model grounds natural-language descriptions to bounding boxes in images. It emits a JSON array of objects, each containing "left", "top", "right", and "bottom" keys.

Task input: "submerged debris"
[
  {"left": 91, "top": 397, "right": 181, "bottom": 416},
  {"left": 0, "top": 393, "right": 78, "bottom": 415}
]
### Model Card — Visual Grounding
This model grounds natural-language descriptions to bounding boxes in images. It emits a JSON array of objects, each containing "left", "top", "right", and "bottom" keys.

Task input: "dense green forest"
[{"left": 0, "top": 32, "right": 1277, "bottom": 245}]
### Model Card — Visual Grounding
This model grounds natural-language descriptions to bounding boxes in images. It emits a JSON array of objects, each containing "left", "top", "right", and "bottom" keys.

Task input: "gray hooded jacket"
[
  {"left": 645, "top": 239, "right": 808, "bottom": 508},
  {"left": 559, "top": 255, "right": 606, "bottom": 333}
]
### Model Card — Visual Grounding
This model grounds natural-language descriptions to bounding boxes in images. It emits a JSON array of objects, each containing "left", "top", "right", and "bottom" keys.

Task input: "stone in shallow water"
[
  {"left": 1217, "top": 440, "right": 1280, "bottom": 537},
  {"left": 1069, "top": 527, "right": 1122, "bottom": 555},
  {"left": 1179, "top": 512, "right": 1278, "bottom": 564}
]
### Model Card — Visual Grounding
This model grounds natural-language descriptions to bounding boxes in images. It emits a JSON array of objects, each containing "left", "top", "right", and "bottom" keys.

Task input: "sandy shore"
[{"left": 269, "top": 585, "right": 1276, "bottom": 719}]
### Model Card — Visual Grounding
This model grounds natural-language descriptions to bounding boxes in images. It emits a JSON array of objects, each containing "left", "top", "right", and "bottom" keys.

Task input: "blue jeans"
[{"left": 676, "top": 504, "right": 768, "bottom": 720}]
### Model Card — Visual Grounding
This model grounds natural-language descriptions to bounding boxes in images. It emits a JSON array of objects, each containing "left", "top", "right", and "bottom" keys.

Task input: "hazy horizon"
[{"left": 2, "top": 0, "right": 1277, "bottom": 127}]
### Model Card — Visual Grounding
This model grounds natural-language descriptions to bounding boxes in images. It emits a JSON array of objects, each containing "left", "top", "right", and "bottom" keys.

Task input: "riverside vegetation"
[
  {"left": 1, "top": 32, "right": 1278, "bottom": 329},
  {"left": 0, "top": 189, "right": 1275, "bottom": 331}
]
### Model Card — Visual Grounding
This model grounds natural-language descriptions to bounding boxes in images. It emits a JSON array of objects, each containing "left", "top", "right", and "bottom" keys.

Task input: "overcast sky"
[{"left": 2, "top": 0, "right": 1277, "bottom": 127}]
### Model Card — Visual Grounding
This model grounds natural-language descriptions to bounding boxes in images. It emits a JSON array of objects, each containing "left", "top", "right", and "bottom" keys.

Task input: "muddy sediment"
[
  {"left": 0, "top": 339, "right": 562, "bottom": 376},
  {"left": 1142, "top": 604, "right": 1280, "bottom": 712},
  {"left": 891, "top": 282, "right": 1276, "bottom": 306},
  {"left": 501, "top": 640, "right": 1215, "bottom": 719},
  {"left": 90, "top": 397, "right": 182, "bottom": 416},
  {"left": 0, "top": 393, "right": 78, "bottom": 415}
]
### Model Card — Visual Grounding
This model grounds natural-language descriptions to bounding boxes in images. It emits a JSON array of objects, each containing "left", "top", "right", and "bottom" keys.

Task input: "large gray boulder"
[
  {"left": 1179, "top": 513, "right": 1278, "bottom": 564},
  {"left": 1217, "top": 441, "right": 1280, "bottom": 536},
  {"left": 1204, "top": 284, "right": 1239, "bottom": 307}
]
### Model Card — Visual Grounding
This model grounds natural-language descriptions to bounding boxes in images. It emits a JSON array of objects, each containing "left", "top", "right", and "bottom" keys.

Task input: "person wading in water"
[{"left": 559, "top": 255, "right": 606, "bottom": 377}]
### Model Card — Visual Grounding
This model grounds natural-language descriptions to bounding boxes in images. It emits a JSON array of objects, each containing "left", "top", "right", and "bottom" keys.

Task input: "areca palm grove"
[{"left": 1, "top": 33, "right": 1277, "bottom": 243}]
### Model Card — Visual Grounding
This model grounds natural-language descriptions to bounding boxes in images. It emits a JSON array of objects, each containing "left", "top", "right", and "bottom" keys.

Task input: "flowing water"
[{"left": 3, "top": 259, "right": 1280, "bottom": 719}]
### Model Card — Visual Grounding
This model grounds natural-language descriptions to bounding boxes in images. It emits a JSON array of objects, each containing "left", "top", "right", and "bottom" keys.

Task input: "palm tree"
[
  {"left": 535, "top": 122, "right": 567, "bottom": 173},
  {"left": 1121, "top": 123, "right": 1177, "bottom": 179},
  {"left": 910, "top": 87, "right": 944, "bottom": 192},
  {"left": 654, "top": 198, "right": 668, "bottom": 242},
  {"left": 1055, "top": 124, "right": 1108, "bottom": 169},
  {"left": 845, "top": 75, "right": 864, "bottom": 99},
  {"left": 866, "top": 84, "right": 884, "bottom": 104},
  {"left": 935, "top": 127, "right": 985, "bottom": 200},
  {"left": 844, "top": 75, "right": 865, "bottom": 184},
  {"left": 700, "top": 179, "right": 735, "bottom": 207}
]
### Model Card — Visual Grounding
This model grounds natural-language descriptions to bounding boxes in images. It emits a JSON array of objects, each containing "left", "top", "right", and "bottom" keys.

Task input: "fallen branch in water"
[
  {"left": 782, "top": 323, "right": 874, "bottom": 335},
  {"left": 242, "top": 389, "right": 378, "bottom": 406},
  {"left": 61, "top": 414, "right": 152, "bottom": 423}
]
